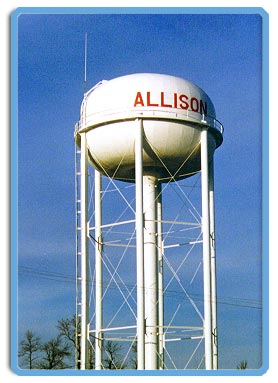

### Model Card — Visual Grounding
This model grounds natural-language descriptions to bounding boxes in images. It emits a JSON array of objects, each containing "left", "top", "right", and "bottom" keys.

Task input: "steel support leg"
[
  {"left": 201, "top": 129, "right": 213, "bottom": 370},
  {"left": 143, "top": 174, "right": 159, "bottom": 370},
  {"left": 80, "top": 132, "right": 89, "bottom": 370},
  {"left": 95, "top": 170, "right": 103, "bottom": 370},
  {"left": 209, "top": 157, "right": 218, "bottom": 369},
  {"left": 135, "top": 118, "right": 145, "bottom": 370},
  {"left": 157, "top": 183, "right": 164, "bottom": 369}
]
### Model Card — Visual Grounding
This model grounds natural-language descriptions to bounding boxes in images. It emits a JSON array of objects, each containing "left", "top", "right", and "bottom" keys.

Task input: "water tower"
[{"left": 74, "top": 73, "right": 223, "bottom": 370}]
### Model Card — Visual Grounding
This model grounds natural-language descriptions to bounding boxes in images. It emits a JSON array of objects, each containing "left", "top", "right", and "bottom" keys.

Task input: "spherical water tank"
[{"left": 75, "top": 73, "right": 223, "bottom": 181}]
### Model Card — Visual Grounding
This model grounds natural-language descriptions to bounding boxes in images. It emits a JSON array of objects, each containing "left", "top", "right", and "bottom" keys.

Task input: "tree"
[
  {"left": 129, "top": 342, "right": 137, "bottom": 369},
  {"left": 57, "top": 315, "right": 80, "bottom": 369},
  {"left": 18, "top": 322, "right": 128, "bottom": 370},
  {"left": 18, "top": 330, "right": 41, "bottom": 369},
  {"left": 39, "top": 336, "right": 71, "bottom": 369},
  {"left": 237, "top": 360, "right": 248, "bottom": 369},
  {"left": 103, "top": 340, "right": 127, "bottom": 369},
  {"left": 57, "top": 314, "right": 95, "bottom": 369}
]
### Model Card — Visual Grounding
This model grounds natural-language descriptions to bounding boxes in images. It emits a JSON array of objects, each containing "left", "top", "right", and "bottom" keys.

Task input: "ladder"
[{"left": 75, "top": 140, "right": 82, "bottom": 369}]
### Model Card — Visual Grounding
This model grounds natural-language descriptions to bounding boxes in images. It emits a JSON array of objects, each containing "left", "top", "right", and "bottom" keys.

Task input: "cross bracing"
[{"left": 75, "top": 135, "right": 215, "bottom": 370}]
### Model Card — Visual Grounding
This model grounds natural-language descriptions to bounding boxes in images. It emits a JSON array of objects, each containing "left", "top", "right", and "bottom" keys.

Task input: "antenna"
[{"left": 84, "top": 32, "right": 88, "bottom": 94}]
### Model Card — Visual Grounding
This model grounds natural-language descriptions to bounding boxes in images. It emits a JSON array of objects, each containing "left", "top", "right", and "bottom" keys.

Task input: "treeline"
[
  {"left": 18, "top": 315, "right": 136, "bottom": 370},
  {"left": 19, "top": 315, "right": 249, "bottom": 370}
]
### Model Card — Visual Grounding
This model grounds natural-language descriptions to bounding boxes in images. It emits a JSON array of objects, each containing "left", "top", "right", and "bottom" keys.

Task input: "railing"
[{"left": 75, "top": 107, "right": 224, "bottom": 135}]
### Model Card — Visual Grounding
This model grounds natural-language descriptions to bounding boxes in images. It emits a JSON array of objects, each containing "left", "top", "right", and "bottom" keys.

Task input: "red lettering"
[
  {"left": 173, "top": 93, "right": 178, "bottom": 108},
  {"left": 134, "top": 91, "right": 206, "bottom": 114},
  {"left": 200, "top": 99, "right": 207, "bottom": 115},
  {"left": 161, "top": 92, "right": 172, "bottom": 108},
  {"left": 147, "top": 92, "right": 159, "bottom": 107},
  {"left": 179, "top": 94, "right": 189, "bottom": 110},
  {"left": 134, "top": 92, "right": 144, "bottom": 107},
  {"left": 190, "top": 97, "right": 199, "bottom": 112}
]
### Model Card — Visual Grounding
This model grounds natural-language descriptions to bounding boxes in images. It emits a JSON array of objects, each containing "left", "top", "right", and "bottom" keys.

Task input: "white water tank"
[{"left": 76, "top": 73, "right": 223, "bottom": 181}]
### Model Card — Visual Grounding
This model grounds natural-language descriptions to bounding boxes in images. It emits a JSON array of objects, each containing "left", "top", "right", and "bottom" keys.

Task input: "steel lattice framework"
[{"left": 75, "top": 119, "right": 220, "bottom": 370}]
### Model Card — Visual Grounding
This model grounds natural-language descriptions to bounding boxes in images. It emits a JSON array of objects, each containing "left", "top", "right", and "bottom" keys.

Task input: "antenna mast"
[{"left": 84, "top": 32, "right": 87, "bottom": 94}]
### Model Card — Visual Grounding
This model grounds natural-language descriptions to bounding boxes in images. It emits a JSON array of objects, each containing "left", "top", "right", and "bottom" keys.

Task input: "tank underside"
[{"left": 76, "top": 118, "right": 221, "bottom": 182}]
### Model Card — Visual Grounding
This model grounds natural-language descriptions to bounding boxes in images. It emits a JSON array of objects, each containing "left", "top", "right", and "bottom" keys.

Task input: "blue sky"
[{"left": 13, "top": 9, "right": 267, "bottom": 372}]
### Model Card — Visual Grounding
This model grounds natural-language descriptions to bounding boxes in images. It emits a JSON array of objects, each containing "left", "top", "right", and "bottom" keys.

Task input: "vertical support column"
[
  {"left": 75, "top": 143, "right": 81, "bottom": 369},
  {"left": 95, "top": 170, "right": 103, "bottom": 370},
  {"left": 157, "top": 183, "right": 164, "bottom": 369},
  {"left": 201, "top": 128, "right": 213, "bottom": 370},
  {"left": 80, "top": 132, "right": 89, "bottom": 370},
  {"left": 143, "top": 174, "right": 158, "bottom": 370},
  {"left": 135, "top": 118, "right": 145, "bottom": 370},
  {"left": 209, "top": 157, "right": 218, "bottom": 369}
]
